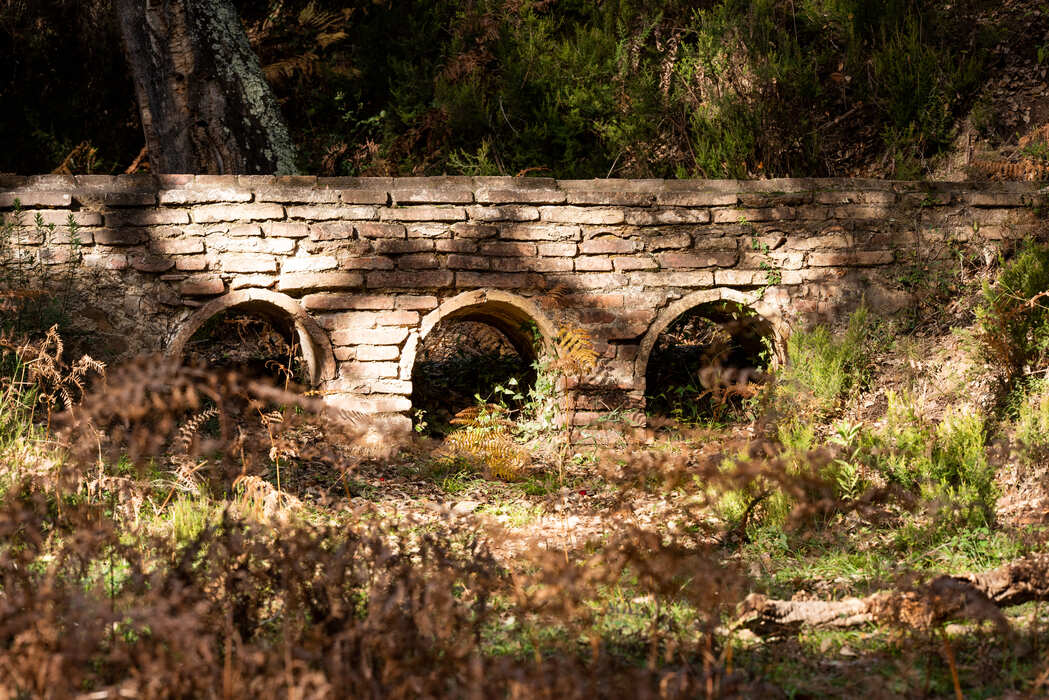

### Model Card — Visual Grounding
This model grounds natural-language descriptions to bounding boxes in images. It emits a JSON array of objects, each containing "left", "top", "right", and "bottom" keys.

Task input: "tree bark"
[
  {"left": 114, "top": 0, "right": 297, "bottom": 175},
  {"left": 737, "top": 554, "right": 1049, "bottom": 636}
]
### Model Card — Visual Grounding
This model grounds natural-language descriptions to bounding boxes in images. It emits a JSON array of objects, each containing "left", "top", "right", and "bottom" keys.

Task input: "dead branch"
[{"left": 737, "top": 554, "right": 1049, "bottom": 636}]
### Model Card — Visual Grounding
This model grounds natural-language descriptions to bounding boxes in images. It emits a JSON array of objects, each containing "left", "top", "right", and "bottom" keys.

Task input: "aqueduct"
[{"left": 1, "top": 174, "right": 1044, "bottom": 437}]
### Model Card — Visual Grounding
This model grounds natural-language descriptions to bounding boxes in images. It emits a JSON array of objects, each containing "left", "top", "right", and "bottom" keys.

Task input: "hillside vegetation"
[{"left": 4, "top": 0, "right": 1049, "bottom": 179}]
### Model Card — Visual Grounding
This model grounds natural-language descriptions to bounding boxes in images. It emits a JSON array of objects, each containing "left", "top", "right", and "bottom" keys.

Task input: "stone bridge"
[{"left": 1, "top": 174, "right": 1044, "bottom": 437}]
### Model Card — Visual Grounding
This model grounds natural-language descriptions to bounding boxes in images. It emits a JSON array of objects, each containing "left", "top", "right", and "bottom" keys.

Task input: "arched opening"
[
  {"left": 167, "top": 289, "right": 335, "bottom": 387},
  {"left": 182, "top": 305, "right": 308, "bottom": 387},
  {"left": 640, "top": 296, "right": 775, "bottom": 426},
  {"left": 408, "top": 290, "right": 556, "bottom": 436}
]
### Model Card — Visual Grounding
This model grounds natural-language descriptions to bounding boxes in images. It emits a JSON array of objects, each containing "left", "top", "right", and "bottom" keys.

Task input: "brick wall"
[{"left": 2, "top": 174, "right": 1045, "bottom": 435}]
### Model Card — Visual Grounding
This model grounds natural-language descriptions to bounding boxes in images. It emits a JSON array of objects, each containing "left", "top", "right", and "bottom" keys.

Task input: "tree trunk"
[{"left": 115, "top": 0, "right": 297, "bottom": 175}]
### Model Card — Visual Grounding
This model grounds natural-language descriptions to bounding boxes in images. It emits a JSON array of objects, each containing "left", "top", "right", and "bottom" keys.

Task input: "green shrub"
[
  {"left": 976, "top": 242, "right": 1049, "bottom": 380},
  {"left": 1010, "top": 378, "right": 1049, "bottom": 462},
  {"left": 774, "top": 306, "right": 878, "bottom": 429}
]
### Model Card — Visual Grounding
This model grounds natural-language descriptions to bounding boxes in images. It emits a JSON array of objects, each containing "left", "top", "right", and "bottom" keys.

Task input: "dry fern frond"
[
  {"left": 232, "top": 474, "right": 302, "bottom": 522},
  {"left": 970, "top": 158, "right": 1049, "bottom": 181},
  {"left": 553, "top": 325, "right": 598, "bottom": 377},
  {"left": 173, "top": 407, "right": 219, "bottom": 455},
  {"left": 444, "top": 428, "right": 528, "bottom": 481}
]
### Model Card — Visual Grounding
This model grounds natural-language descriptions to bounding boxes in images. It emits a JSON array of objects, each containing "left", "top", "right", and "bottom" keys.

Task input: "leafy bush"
[{"left": 976, "top": 243, "right": 1049, "bottom": 381}]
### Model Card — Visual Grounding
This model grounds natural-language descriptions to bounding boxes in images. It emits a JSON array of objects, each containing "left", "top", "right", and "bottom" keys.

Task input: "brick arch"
[
  {"left": 400, "top": 289, "right": 559, "bottom": 385},
  {"left": 167, "top": 289, "right": 336, "bottom": 386},
  {"left": 633, "top": 288, "right": 786, "bottom": 396}
]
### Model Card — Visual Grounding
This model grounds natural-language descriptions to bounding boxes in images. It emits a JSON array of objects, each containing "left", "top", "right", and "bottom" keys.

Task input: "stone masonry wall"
[{"left": 1, "top": 174, "right": 1046, "bottom": 436}]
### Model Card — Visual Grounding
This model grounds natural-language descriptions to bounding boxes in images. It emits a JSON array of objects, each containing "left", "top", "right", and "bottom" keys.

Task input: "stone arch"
[
  {"left": 406, "top": 289, "right": 559, "bottom": 372},
  {"left": 633, "top": 288, "right": 786, "bottom": 397},
  {"left": 400, "top": 290, "right": 559, "bottom": 419},
  {"left": 167, "top": 289, "right": 336, "bottom": 386}
]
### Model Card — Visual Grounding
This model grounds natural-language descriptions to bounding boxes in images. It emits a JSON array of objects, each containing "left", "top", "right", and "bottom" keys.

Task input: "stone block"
[
  {"left": 151, "top": 238, "right": 204, "bottom": 255},
  {"left": 304, "top": 294, "right": 394, "bottom": 310},
  {"left": 130, "top": 254, "right": 175, "bottom": 272},
  {"left": 560, "top": 179, "right": 662, "bottom": 206},
  {"left": 657, "top": 252, "right": 737, "bottom": 268},
  {"left": 229, "top": 224, "right": 263, "bottom": 237},
  {"left": 612, "top": 256, "right": 658, "bottom": 271},
  {"left": 575, "top": 256, "right": 613, "bottom": 271},
  {"left": 371, "top": 239, "right": 433, "bottom": 254},
  {"left": 191, "top": 203, "right": 284, "bottom": 223},
  {"left": 230, "top": 274, "right": 276, "bottom": 289},
  {"left": 367, "top": 270, "right": 454, "bottom": 288},
  {"left": 282, "top": 255, "right": 338, "bottom": 273},
  {"left": 501, "top": 223, "right": 581, "bottom": 241},
  {"left": 94, "top": 228, "right": 147, "bottom": 246},
  {"left": 656, "top": 182, "right": 738, "bottom": 206},
  {"left": 82, "top": 253, "right": 128, "bottom": 270},
  {"left": 354, "top": 222, "right": 406, "bottom": 239},
  {"left": 435, "top": 239, "right": 479, "bottom": 253},
  {"left": 341, "top": 256, "right": 396, "bottom": 270},
  {"left": 396, "top": 295, "right": 439, "bottom": 310},
  {"left": 624, "top": 208, "right": 711, "bottom": 225},
  {"left": 536, "top": 242, "right": 577, "bottom": 257},
  {"left": 333, "top": 327, "right": 408, "bottom": 346},
  {"left": 711, "top": 206, "right": 795, "bottom": 224},
  {"left": 450, "top": 222, "right": 498, "bottom": 239},
  {"left": 277, "top": 271, "right": 363, "bottom": 292},
  {"left": 814, "top": 190, "right": 896, "bottom": 205},
  {"left": 180, "top": 275, "right": 225, "bottom": 296},
  {"left": 380, "top": 206, "right": 466, "bottom": 222},
  {"left": 39, "top": 247, "right": 72, "bottom": 265},
  {"left": 579, "top": 237, "right": 636, "bottom": 255},
  {"left": 0, "top": 192, "right": 72, "bottom": 208},
  {"left": 286, "top": 205, "right": 377, "bottom": 220},
  {"left": 19, "top": 209, "right": 103, "bottom": 227},
  {"left": 262, "top": 222, "right": 309, "bottom": 238},
  {"left": 713, "top": 269, "right": 765, "bottom": 285},
  {"left": 223, "top": 254, "right": 277, "bottom": 273},
  {"left": 158, "top": 188, "right": 251, "bottom": 205},
  {"left": 645, "top": 233, "right": 692, "bottom": 250},
  {"left": 342, "top": 362, "right": 401, "bottom": 379},
  {"left": 406, "top": 224, "right": 450, "bottom": 239},
  {"left": 397, "top": 253, "right": 440, "bottom": 269},
  {"left": 491, "top": 257, "right": 572, "bottom": 272},
  {"left": 540, "top": 206, "right": 625, "bottom": 225},
  {"left": 447, "top": 254, "right": 490, "bottom": 270},
  {"left": 466, "top": 205, "right": 540, "bottom": 221},
  {"left": 255, "top": 187, "right": 341, "bottom": 204},
  {"left": 356, "top": 345, "right": 400, "bottom": 361},
  {"left": 377, "top": 310, "right": 419, "bottom": 326},
  {"left": 629, "top": 271, "right": 714, "bottom": 287},
  {"left": 455, "top": 271, "right": 538, "bottom": 288},
  {"left": 808, "top": 250, "right": 894, "bottom": 266},
  {"left": 337, "top": 188, "right": 390, "bottom": 205},
  {"left": 480, "top": 241, "right": 536, "bottom": 257},
  {"left": 218, "top": 237, "right": 296, "bottom": 255},
  {"left": 175, "top": 256, "right": 208, "bottom": 271},
  {"left": 474, "top": 178, "right": 564, "bottom": 204},
  {"left": 309, "top": 221, "right": 355, "bottom": 241},
  {"left": 391, "top": 177, "right": 474, "bottom": 204}
]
